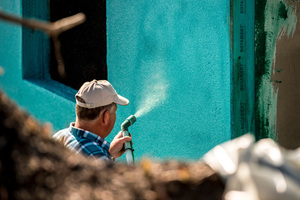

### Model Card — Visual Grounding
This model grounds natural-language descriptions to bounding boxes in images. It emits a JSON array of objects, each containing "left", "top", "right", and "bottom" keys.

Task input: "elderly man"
[{"left": 53, "top": 80, "right": 132, "bottom": 161}]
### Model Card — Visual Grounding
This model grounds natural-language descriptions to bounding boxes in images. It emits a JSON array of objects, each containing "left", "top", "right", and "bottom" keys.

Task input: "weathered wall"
[
  {"left": 270, "top": 0, "right": 299, "bottom": 148},
  {"left": 255, "top": 0, "right": 300, "bottom": 148},
  {"left": 107, "top": 1, "right": 232, "bottom": 160}
]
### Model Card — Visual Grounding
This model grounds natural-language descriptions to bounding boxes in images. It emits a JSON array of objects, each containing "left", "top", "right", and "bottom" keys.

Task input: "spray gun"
[{"left": 121, "top": 115, "right": 136, "bottom": 165}]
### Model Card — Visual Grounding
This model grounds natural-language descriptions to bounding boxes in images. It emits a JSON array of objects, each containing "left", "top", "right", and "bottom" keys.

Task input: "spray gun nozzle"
[
  {"left": 121, "top": 115, "right": 136, "bottom": 165},
  {"left": 121, "top": 115, "right": 136, "bottom": 130}
]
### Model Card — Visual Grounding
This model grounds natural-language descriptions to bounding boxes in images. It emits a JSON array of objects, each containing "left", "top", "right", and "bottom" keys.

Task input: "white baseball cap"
[{"left": 75, "top": 80, "right": 129, "bottom": 108}]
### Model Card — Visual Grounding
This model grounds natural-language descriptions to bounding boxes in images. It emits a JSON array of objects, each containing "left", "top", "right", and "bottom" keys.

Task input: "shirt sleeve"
[{"left": 80, "top": 140, "right": 112, "bottom": 161}]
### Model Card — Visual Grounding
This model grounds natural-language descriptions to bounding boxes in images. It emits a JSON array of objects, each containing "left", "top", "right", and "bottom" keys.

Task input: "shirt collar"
[{"left": 68, "top": 122, "right": 111, "bottom": 151}]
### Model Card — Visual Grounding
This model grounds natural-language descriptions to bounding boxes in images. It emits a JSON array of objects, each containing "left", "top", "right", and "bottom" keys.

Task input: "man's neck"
[{"left": 75, "top": 119, "right": 106, "bottom": 139}]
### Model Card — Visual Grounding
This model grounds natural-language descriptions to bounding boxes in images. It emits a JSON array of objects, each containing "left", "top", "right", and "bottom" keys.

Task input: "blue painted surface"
[
  {"left": 232, "top": 0, "right": 255, "bottom": 138},
  {"left": 107, "top": 1, "right": 232, "bottom": 160},
  {"left": 0, "top": 0, "right": 232, "bottom": 161}
]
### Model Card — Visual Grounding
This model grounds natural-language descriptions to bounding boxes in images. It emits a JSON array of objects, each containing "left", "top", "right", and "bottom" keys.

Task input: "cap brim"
[{"left": 114, "top": 95, "right": 129, "bottom": 105}]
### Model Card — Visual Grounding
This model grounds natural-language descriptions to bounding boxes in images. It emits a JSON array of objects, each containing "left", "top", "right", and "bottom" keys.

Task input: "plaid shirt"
[{"left": 53, "top": 123, "right": 113, "bottom": 161}]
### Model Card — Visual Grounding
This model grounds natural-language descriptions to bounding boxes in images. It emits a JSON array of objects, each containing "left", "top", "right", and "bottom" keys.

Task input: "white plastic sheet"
[{"left": 203, "top": 134, "right": 300, "bottom": 200}]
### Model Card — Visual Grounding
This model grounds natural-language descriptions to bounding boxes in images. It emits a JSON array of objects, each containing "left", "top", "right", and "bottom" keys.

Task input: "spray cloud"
[{"left": 135, "top": 62, "right": 168, "bottom": 118}]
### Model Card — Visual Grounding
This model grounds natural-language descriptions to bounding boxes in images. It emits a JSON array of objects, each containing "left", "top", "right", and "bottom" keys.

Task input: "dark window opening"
[{"left": 49, "top": 0, "right": 107, "bottom": 90}]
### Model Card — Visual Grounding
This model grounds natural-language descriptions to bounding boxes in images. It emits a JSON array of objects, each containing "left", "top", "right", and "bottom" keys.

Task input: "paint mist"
[{"left": 134, "top": 72, "right": 168, "bottom": 118}]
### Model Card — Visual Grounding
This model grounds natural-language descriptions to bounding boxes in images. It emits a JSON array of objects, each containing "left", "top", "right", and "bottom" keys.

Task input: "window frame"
[{"left": 22, "top": 0, "right": 76, "bottom": 102}]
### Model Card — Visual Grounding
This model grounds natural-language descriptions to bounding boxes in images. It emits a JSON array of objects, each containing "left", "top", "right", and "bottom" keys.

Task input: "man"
[{"left": 53, "top": 79, "right": 132, "bottom": 161}]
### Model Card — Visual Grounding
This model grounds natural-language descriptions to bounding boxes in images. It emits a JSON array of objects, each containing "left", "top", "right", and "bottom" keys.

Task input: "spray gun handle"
[
  {"left": 122, "top": 129, "right": 134, "bottom": 164},
  {"left": 122, "top": 130, "right": 133, "bottom": 151}
]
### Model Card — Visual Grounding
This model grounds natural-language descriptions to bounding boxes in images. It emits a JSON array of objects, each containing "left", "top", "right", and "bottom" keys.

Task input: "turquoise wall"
[
  {"left": 0, "top": 0, "right": 232, "bottom": 161},
  {"left": 107, "top": 1, "right": 232, "bottom": 160}
]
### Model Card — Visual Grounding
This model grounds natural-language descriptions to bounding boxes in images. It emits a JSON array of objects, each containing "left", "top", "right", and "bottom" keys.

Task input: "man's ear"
[{"left": 102, "top": 110, "right": 110, "bottom": 125}]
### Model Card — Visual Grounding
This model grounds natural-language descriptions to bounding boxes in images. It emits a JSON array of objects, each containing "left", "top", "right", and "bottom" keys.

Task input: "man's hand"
[{"left": 109, "top": 131, "right": 132, "bottom": 159}]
